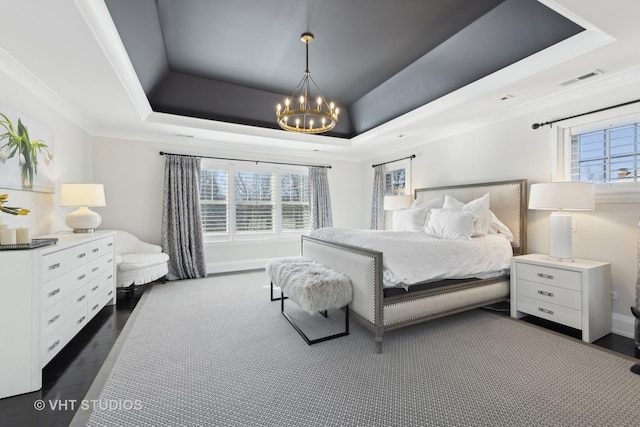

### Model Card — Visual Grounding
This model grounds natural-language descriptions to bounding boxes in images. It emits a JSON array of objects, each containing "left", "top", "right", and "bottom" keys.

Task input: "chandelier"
[{"left": 276, "top": 32, "right": 339, "bottom": 134}]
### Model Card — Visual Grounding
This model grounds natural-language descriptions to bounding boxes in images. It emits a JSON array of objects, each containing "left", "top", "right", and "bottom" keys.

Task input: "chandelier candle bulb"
[
  {"left": 16, "top": 227, "right": 31, "bottom": 244},
  {"left": 0, "top": 228, "right": 16, "bottom": 245}
]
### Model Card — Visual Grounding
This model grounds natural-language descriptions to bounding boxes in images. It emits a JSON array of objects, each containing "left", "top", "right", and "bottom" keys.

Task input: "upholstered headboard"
[{"left": 414, "top": 179, "right": 527, "bottom": 255}]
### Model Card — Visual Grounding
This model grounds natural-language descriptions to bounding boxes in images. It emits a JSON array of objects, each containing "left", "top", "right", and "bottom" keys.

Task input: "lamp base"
[
  {"left": 549, "top": 211, "right": 573, "bottom": 261},
  {"left": 65, "top": 206, "right": 102, "bottom": 233}
]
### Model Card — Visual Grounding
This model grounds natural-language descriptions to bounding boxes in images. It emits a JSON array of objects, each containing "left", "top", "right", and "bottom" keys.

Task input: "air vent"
[{"left": 558, "top": 70, "right": 602, "bottom": 87}]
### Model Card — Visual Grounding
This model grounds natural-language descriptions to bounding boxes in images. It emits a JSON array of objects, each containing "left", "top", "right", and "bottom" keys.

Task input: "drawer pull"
[
  {"left": 108, "top": 258, "right": 113, "bottom": 263},
  {"left": 48, "top": 288, "right": 61, "bottom": 298},
  {"left": 107, "top": 274, "right": 113, "bottom": 280},
  {"left": 538, "top": 307, "right": 554, "bottom": 315},
  {"left": 77, "top": 315, "right": 86, "bottom": 325},
  {"left": 537, "top": 273, "right": 554, "bottom": 280},
  {"left": 92, "top": 248, "right": 99, "bottom": 253},
  {"left": 48, "top": 262, "right": 61, "bottom": 271},
  {"left": 77, "top": 294, "right": 86, "bottom": 303},
  {"left": 538, "top": 290, "right": 554, "bottom": 297},
  {"left": 78, "top": 274, "right": 86, "bottom": 281},
  {"left": 108, "top": 242, "right": 113, "bottom": 247},
  {"left": 48, "top": 340, "right": 60, "bottom": 353},
  {"left": 108, "top": 290, "right": 113, "bottom": 297},
  {"left": 48, "top": 314, "right": 61, "bottom": 325},
  {"left": 77, "top": 253, "right": 86, "bottom": 259},
  {"left": 92, "top": 303, "right": 99, "bottom": 311},
  {"left": 92, "top": 267, "right": 99, "bottom": 273},
  {"left": 92, "top": 285, "right": 99, "bottom": 292}
]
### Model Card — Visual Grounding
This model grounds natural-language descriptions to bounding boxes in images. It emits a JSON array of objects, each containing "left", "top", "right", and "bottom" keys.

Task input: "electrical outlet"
[
  {"left": 611, "top": 291, "right": 618, "bottom": 300},
  {"left": 571, "top": 219, "right": 577, "bottom": 232}
]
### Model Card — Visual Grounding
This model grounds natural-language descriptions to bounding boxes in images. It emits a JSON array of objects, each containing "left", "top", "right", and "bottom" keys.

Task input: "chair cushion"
[{"left": 118, "top": 253, "right": 170, "bottom": 272}]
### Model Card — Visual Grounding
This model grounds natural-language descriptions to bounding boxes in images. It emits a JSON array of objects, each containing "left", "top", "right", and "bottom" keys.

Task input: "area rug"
[{"left": 73, "top": 271, "right": 640, "bottom": 426}]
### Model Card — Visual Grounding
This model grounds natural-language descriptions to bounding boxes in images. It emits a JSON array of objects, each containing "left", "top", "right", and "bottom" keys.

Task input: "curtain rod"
[
  {"left": 531, "top": 98, "right": 640, "bottom": 130},
  {"left": 159, "top": 151, "right": 331, "bottom": 169},
  {"left": 372, "top": 154, "right": 416, "bottom": 168}
]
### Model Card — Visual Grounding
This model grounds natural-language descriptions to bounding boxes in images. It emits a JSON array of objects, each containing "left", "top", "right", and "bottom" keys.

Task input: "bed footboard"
[{"left": 301, "top": 236, "right": 384, "bottom": 351}]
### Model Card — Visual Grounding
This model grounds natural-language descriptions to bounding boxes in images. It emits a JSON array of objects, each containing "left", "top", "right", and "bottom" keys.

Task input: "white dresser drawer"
[
  {"left": 40, "top": 326, "right": 69, "bottom": 366},
  {"left": 516, "top": 263, "right": 581, "bottom": 292},
  {"left": 68, "top": 285, "right": 88, "bottom": 316},
  {"left": 87, "top": 253, "right": 114, "bottom": 282},
  {"left": 87, "top": 236, "right": 115, "bottom": 261},
  {"left": 516, "top": 295, "right": 582, "bottom": 330},
  {"left": 41, "top": 244, "right": 89, "bottom": 283},
  {"left": 65, "top": 305, "right": 89, "bottom": 343},
  {"left": 516, "top": 279, "right": 581, "bottom": 311},
  {"left": 40, "top": 265, "right": 88, "bottom": 311},
  {"left": 41, "top": 301, "right": 68, "bottom": 337}
]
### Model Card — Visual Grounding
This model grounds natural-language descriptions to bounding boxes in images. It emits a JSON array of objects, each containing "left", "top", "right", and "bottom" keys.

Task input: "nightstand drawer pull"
[
  {"left": 77, "top": 253, "right": 86, "bottom": 259},
  {"left": 77, "top": 315, "right": 86, "bottom": 325},
  {"left": 48, "top": 288, "right": 60, "bottom": 298},
  {"left": 77, "top": 294, "right": 86, "bottom": 303},
  {"left": 92, "top": 285, "right": 99, "bottom": 292},
  {"left": 48, "top": 314, "right": 61, "bottom": 325},
  {"left": 48, "top": 262, "right": 61, "bottom": 271},
  {"left": 92, "top": 303, "right": 99, "bottom": 311},
  {"left": 77, "top": 274, "right": 86, "bottom": 281},
  {"left": 538, "top": 290, "right": 554, "bottom": 297},
  {"left": 538, "top": 307, "right": 554, "bottom": 315},
  {"left": 537, "top": 273, "right": 554, "bottom": 280},
  {"left": 92, "top": 248, "right": 99, "bottom": 253}
]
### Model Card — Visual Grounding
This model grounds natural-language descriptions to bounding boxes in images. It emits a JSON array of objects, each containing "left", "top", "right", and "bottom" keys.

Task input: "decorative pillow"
[
  {"left": 392, "top": 208, "right": 429, "bottom": 232},
  {"left": 488, "top": 210, "right": 514, "bottom": 242},
  {"left": 443, "top": 194, "right": 490, "bottom": 237},
  {"left": 424, "top": 209, "right": 475, "bottom": 240},
  {"left": 412, "top": 196, "right": 444, "bottom": 210}
]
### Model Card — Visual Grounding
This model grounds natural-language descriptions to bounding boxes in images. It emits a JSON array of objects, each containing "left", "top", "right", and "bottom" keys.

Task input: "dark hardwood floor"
[
  {"left": 0, "top": 291, "right": 637, "bottom": 427},
  {"left": 0, "top": 285, "right": 146, "bottom": 427}
]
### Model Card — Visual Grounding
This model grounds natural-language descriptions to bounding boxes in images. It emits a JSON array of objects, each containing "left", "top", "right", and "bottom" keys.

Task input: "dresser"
[
  {"left": 0, "top": 231, "right": 116, "bottom": 399},
  {"left": 510, "top": 254, "right": 611, "bottom": 343}
]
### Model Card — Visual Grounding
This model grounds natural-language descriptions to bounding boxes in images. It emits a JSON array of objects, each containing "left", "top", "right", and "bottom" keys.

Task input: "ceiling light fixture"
[{"left": 276, "top": 32, "right": 339, "bottom": 134}]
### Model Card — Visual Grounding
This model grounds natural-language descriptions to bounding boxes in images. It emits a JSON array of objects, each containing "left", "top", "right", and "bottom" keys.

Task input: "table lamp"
[
  {"left": 60, "top": 183, "right": 106, "bottom": 233},
  {"left": 528, "top": 182, "right": 595, "bottom": 261}
]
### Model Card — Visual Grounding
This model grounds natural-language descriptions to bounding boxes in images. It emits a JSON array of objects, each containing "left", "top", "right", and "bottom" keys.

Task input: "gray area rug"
[{"left": 76, "top": 271, "right": 640, "bottom": 426}]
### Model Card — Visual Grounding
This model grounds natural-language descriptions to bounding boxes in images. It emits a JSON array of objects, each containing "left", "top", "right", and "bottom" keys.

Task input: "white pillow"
[
  {"left": 392, "top": 208, "right": 429, "bottom": 231},
  {"left": 488, "top": 210, "right": 514, "bottom": 242},
  {"left": 412, "top": 196, "right": 444, "bottom": 210},
  {"left": 424, "top": 209, "right": 475, "bottom": 240},
  {"left": 443, "top": 194, "right": 490, "bottom": 237}
]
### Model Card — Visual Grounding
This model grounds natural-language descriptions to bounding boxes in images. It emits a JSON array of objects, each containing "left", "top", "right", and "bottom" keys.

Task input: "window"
[
  {"left": 384, "top": 159, "right": 411, "bottom": 196},
  {"left": 570, "top": 122, "right": 639, "bottom": 183},
  {"left": 199, "top": 161, "right": 310, "bottom": 240}
]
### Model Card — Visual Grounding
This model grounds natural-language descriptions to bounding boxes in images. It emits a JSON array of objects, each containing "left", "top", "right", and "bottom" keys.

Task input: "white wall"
[
  {"left": 362, "top": 88, "right": 640, "bottom": 337},
  {"left": 92, "top": 136, "right": 363, "bottom": 272},
  {"left": 0, "top": 71, "right": 92, "bottom": 236}
]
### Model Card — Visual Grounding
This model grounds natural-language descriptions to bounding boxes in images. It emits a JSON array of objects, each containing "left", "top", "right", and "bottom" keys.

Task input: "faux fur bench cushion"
[{"left": 266, "top": 257, "right": 352, "bottom": 314}]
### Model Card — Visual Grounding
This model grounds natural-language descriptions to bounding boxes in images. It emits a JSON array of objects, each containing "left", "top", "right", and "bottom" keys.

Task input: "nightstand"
[{"left": 510, "top": 254, "right": 611, "bottom": 343}]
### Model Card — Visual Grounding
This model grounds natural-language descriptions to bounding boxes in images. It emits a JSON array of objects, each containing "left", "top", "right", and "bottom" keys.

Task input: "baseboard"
[
  {"left": 206, "top": 259, "right": 269, "bottom": 274},
  {"left": 612, "top": 312, "right": 635, "bottom": 339}
]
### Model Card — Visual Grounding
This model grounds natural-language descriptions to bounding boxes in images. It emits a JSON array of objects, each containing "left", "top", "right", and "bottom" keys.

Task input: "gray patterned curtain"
[
  {"left": 161, "top": 154, "right": 207, "bottom": 280},
  {"left": 370, "top": 165, "right": 386, "bottom": 229},
  {"left": 309, "top": 166, "right": 333, "bottom": 229}
]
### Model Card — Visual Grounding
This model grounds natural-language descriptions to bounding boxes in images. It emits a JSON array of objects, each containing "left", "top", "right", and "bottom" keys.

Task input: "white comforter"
[{"left": 309, "top": 228, "right": 513, "bottom": 289}]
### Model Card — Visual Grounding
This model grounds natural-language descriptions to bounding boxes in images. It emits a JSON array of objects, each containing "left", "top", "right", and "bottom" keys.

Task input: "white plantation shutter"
[
  {"left": 571, "top": 123, "right": 639, "bottom": 183},
  {"left": 200, "top": 168, "right": 228, "bottom": 234},
  {"left": 281, "top": 173, "right": 310, "bottom": 231},
  {"left": 234, "top": 171, "right": 276, "bottom": 234}
]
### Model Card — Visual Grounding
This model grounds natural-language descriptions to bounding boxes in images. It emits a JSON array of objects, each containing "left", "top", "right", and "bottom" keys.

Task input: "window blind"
[
  {"left": 281, "top": 173, "right": 310, "bottom": 231},
  {"left": 571, "top": 123, "right": 639, "bottom": 183},
  {"left": 200, "top": 168, "right": 229, "bottom": 233},
  {"left": 234, "top": 171, "right": 276, "bottom": 233}
]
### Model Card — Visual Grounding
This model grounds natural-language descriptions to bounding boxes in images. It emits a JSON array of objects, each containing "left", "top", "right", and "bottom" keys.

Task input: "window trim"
[{"left": 200, "top": 159, "right": 311, "bottom": 242}]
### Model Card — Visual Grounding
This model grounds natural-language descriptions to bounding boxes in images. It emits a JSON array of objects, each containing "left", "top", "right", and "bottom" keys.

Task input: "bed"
[{"left": 300, "top": 179, "right": 527, "bottom": 353}]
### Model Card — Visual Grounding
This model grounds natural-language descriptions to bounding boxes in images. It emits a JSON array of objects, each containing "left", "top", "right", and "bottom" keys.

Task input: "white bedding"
[{"left": 308, "top": 228, "right": 513, "bottom": 289}]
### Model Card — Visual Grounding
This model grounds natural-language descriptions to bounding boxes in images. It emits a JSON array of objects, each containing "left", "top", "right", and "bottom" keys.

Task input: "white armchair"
[{"left": 115, "top": 230, "right": 169, "bottom": 288}]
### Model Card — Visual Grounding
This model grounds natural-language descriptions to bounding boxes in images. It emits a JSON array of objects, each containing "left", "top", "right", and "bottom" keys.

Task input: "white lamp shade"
[
  {"left": 528, "top": 182, "right": 595, "bottom": 211},
  {"left": 384, "top": 194, "right": 412, "bottom": 211},
  {"left": 60, "top": 183, "right": 106, "bottom": 207}
]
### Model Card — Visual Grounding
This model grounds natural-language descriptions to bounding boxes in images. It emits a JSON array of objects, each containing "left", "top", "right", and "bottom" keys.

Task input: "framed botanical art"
[{"left": 0, "top": 103, "right": 54, "bottom": 193}]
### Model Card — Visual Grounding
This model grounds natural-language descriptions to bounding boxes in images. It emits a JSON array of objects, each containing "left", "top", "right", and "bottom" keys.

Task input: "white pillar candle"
[
  {"left": 16, "top": 227, "right": 31, "bottom": 245},
  {"left": 0, "top": 229, "right": 17, "bottom": 245}
]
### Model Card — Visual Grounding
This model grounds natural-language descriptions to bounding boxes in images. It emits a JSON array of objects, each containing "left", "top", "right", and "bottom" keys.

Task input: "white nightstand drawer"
[
  {"left": 516, "top": 263, "right": 581, "bottom": 292},
  {"left": 516, "top": 279, "right": 581, "bottom": 311},
  {"left": 516, "top": 295, "right": 582, "bottom": 329}
]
